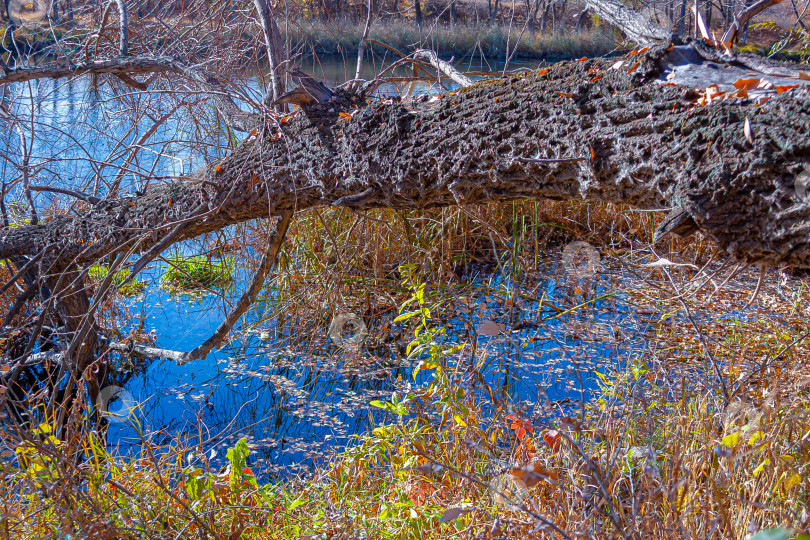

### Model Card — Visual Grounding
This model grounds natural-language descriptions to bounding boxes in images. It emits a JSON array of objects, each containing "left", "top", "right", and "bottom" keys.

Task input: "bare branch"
[
  {"left": 180, "top": 211, "right": 292, "bottom": 364},
  {"left": 586, "top": 0, "right": 670, "bottom": 44},
  {"left": 722, "top": 0, "right": 785, "bottom": 47},
  {"left": 413, "top": 49, "right": 474, "bottom": 87},
  {"left": 0, "top": 57, "right": 261, "bottom": 132}
]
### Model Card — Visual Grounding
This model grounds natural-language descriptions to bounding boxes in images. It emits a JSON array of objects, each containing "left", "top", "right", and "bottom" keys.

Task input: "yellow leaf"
[
  {"left": 721, "top": 432, "right": 740, "bottom": 447},
  {"left": 454, "top": 414, "right": 467, "bottom": 427},
  {"left": 752, "top": 458, "right": 770, "bottom": 477},
  {"left": 783, "top": 473, "right": 801, "bottom": 490}
]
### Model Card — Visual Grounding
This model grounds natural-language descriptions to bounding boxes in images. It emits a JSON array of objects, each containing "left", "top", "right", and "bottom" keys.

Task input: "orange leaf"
[
  {"left": 338, "top": 112, "right": 352, "bottom": 120},
  {"left": 776, "top": 84, "right": 800, "bottom": 93},
  {"left": 590, "top": 75, "right": 603, "bottom": 83},
  {"left": 637, "top": 46, "right": 649, "bottom": 54},
  {"left": 733, "top": 78, "right": 760, "bottom": 91},
  {"left": 627, "top": 61, "right": 641, "bottom": 74},
  {"left": 556, "top": 91, "right": 575, "bottom": 98},
  {"left": 628, "top": 48, "right": 639, "bottom": 56},
  {"left": 279, "top": 115, "right": 293, "bottom": 124},
  {"left": 510, "top": 463, "right": 559, "bottom": 488},
  {"left": 577, "top": 57, "right": 588, "bottom": 62},
  {"left": 799, "top": 71, "right": 810, "bottom": 81},
  {"left": 589, "top": 145, "right": 595, "bottom": 161},
  {"left": 537, "top": 68, "right": 549, "bottom": 75},
  {"left": 448, "top": 92, "right": 457, "bottom": 96},
  {"left": 666, "top": 43, "right": 674, "bottom": 52},
  {"left": 214, "top": 165, "right": 223, "bottom": 173}
]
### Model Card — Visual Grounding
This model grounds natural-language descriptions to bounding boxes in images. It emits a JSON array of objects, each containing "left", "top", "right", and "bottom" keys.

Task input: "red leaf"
[{"left": 543, "top": 429, "right": 562, "bottom": 451}]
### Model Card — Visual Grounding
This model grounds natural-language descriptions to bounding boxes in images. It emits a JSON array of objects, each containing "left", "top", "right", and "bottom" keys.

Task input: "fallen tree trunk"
[{"left": 2, "top": 46, "right": 809, "bottom": 273}]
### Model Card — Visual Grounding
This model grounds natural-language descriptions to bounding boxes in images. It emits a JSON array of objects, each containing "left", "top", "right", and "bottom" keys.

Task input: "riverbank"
[
  {"left": 1, "top": 19, "right": 619, "bottom": 64},
  {"left": 287, "top": 20, "right": 619, "bottom": 60}
]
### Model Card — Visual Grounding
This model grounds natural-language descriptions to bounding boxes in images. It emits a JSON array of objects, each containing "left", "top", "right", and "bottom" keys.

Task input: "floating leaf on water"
[{"left": 478, "top": 320, "right": 505, "bottom": 336}]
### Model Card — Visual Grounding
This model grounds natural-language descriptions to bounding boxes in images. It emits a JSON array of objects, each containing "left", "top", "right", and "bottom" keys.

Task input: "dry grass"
[
  {"left": 2, "top": 201, "right": 809, "bottom": 539},
  {"left": 287, "top": 19, "right": 617, "bottom": 59}
]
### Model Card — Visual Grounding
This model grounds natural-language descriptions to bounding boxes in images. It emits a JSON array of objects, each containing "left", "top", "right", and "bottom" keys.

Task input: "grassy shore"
[
  {"left": 3, "top": 200, "right": 810, "bottom": 539},
  {"left": 286, "top": 20, "right": 619, "bottom": 60}
]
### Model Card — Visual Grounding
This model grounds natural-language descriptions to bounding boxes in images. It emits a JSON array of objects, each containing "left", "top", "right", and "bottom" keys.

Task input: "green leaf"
[
  {"left": 394, "top": 311, "right": 420, "bottom": 323},
  {"left": 227, "top": 437, "right": 250, "bottom": 488}
]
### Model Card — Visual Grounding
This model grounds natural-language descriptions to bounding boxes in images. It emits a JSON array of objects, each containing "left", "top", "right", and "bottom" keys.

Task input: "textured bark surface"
[{"left": 2, "top": 46, "right": 810, "bottom": 273}]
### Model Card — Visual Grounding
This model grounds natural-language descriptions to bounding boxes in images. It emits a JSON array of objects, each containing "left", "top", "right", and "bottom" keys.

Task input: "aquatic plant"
[
  {"left": 161, "top": 255, "right": 235, "bottom": 293},
  {"left": 88, "top": 264, "right": 146, "bottom": 296}
]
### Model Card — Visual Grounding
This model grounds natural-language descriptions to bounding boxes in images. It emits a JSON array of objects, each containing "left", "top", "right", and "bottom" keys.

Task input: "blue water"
[{"left": 2, "top": 55, "right": 658, "bottom": 476}]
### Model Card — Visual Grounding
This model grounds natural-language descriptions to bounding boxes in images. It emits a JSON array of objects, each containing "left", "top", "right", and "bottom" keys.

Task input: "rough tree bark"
[
  {"left": 2, "top": 47, "right": 809, "bottom": 272},
  {"left": 1, "top": 0, "right": 809, "bottom": 398}
]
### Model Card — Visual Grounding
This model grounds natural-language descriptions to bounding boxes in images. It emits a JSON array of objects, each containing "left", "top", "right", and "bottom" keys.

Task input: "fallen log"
[{"left": 1, "top": 45, "right": 809, "bottom": 272}]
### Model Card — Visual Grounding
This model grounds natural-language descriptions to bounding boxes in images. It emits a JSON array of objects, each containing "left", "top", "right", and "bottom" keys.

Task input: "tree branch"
[
  {"left": 1, "top": 48, "right": 809, "bottom": 274},
  {"left": 179, "top": 211, "right": 292, "bottom": 364},
  {"left": 413, "top": 49, "right": 473, "bottom": 87},
  {"left": 586, "top": 0, "right": 670, "bottom": 44},
  {"left": 0, "top": 57, "right": 261, "bottom": 132}
]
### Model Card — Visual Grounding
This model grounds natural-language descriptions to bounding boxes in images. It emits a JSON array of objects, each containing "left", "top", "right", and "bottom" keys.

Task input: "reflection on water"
[
  {"left": 106, "top": 253, "right": 654, "bottom": 477},
  {"left": 3, "top": 54, "right": 651, "bottom": 477}
]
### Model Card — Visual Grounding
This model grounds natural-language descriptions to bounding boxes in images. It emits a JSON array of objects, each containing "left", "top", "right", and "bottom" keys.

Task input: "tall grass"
[{"left": 287, "top": 20, "right": 617, "bottom": 59}]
